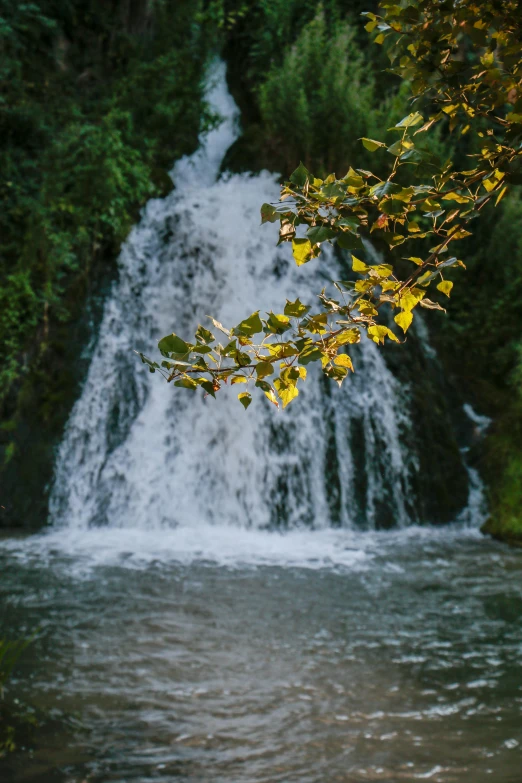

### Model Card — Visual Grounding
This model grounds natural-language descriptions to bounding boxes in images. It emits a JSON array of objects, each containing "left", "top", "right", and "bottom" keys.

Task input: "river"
[{"left": 1, "top": 62, "right": 521, "bottom": 782}]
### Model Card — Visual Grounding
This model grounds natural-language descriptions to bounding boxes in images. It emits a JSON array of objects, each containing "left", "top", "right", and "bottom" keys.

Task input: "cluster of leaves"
[{"left": 151, "top": 0, "right": 522, "bottom": 410}]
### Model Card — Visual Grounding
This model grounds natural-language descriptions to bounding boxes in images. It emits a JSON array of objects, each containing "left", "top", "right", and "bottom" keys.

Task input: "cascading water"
[
  {"left": 5, "top": 69, "right": 519, "bottom": 783},
  {"left": 49, "top": 61, "right": 418, "bottom": 539}
]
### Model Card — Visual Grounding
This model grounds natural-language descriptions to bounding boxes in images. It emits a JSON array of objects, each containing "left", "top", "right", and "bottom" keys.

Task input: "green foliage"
[
  {"left": 0, "top": 0, "right": 216, "bottom": 406},
  {"left": 258, "top": 11, "right": 375, "bottom": 174},
  {"left": 153, "top": 0, "right": 522, "bottom": 411},
  {"left": 482, "top": 344, "right": 522, "bottom": 541},
  {"left": 441, "top": 189, "right": 522, "bottom": 386}
]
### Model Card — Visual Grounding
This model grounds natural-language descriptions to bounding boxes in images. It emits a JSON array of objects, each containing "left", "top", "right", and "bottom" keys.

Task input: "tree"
[{"left": 143, "top": 0, "right": 522, "bottom": 410}]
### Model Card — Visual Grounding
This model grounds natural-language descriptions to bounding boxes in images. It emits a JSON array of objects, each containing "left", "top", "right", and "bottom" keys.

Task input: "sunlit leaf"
[
  {"left": 394, "top": 310, "right": 413, "bottom": 333},
  {"left": 361, "top": 137, "right": 386, "bottom": 151},
  {"left": 292, "top": 238, "right": 313, "bottom": 266},
  {"left": 437, "top": 280, "right": 453, "bottom": 297},
  {"left": 238, "top": 392, "right": 252, "bottom": 410}
]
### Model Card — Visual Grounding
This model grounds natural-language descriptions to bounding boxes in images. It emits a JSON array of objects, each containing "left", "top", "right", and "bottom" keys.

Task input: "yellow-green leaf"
[
  {"left": 368, "top": 325, "right": 400, "bottom": 345},
  {"left": 352, "top": 255, "right": 368, "bottom": 273},
  {"left": 334, "top": 353, "right": 354, "bottom": 371},
  {"left": 335, "top": 328, "right": 360, "bottom": 345},
  {"left": 238, "top": 392, "right": 252, "bottom": 410},
  {"left": 292, "top": 238, "right": 313, "bottom": 266},
  {"left": 274, "top": 379, "right": 299, "bottom": 408},
  {"left": 361, "top": 137, "right": 386, "bottom": 151},
  {"left": 437, "top": 280, "right": 453, "bottom": 297},
  {"left": 394, "top": 310, "right": 413, "bottom": 333},
  {"left": 256, "top": 361, "right": 274, "bottom": 379}
]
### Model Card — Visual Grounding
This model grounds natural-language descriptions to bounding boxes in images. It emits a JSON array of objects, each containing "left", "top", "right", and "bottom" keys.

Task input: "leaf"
[
  {"left": 399, "top": 289, "right": 425, "bottom": 311},
  {"left": 437, "top": 280, "right": 453, "bottom": 297},
  {"left": 335, "top": 328, "right": 360, "bottom": 345},
  {"left": 358, "top": 300, "right": 378, "bottom": 316},
  {"left": 361, "top": 137, "right": 386, "bottom": 151},
  {"left": 284, "top": 298, "right": 310, "bottom": 318},
  {"left": 369, "top": 181, "right": 402, "bottom": 199},
  {"left": 342, "top": 168, "right": 365, "bottom": 188},
  {"left": 495, "top": 186, "right": 508, "bottom": 206},
  {"left": 369, "top": 264, "right": 393, "bottom": 279},
  {"left": 389, "top": 111, "right": 424, "bottom": 130},
  {"left": 274, "top": 379, "right": 299, "bottom": 408},
  {"left": 307, "top": 225, "right": 337, "bottom": 244},
  {"left": 195, "top": 325, "right": 215, "bottom": 344},
  {"left": 337, "top": 232, "right": 363, "bottom": 250},
  {"left": 256, "top": 361, "right": 274, "bottom": 379},
  {"left": 174, "top": 377, "right": 198, "bottom": 390},
  {"left": 379, "top": 198, "right": 406, "bottom": 216},
  {"left": 193, "top": 344, "right": 213, "bottom": 354},
  {"left": 266, "top": 312, "right": 291, "bottom": 334},
  {"left": 238, "top": 392, "right": 252, "bottom": 410},
  {"left": 232, "top": 311, "right": 263, "bottom": 338},
  {"left": 395, "top": 310, "right": 413, "bottom": 333},
  {"left": 289, "top": 162, "right": 310, "bottom": 188},
  {"left": 264, "top": 389, "right": 279, "bottom": 406},
  {"left": 158, "top": 333, "right": 190, "bottom": 356},
  {"left": 448, "top": 229, "right": 472, "bottom": 240},
  {"left": 231, "top": 376, "right": 248, "bottom": 384},
  {"left": 368, "top": 325, "right": 400, "bottom": 344},
  {"left": 334, "top": 353, "right": 354, "bottom": 371},
  {"left": 303, "top": 313, "right": 327, "bottom": 334},
  {"left": 321, "top": 182, "right": 346, "bottom": 199},
  {"left": 298, "top": 342, "right": 325, "bottom": 365},
  {"left": 405, "top": 256, "right": 424, "bottom": 265},
  {"left": 208, "top": 317, "right": 230, "bottom": 337},
  {"left": 138, "top": 352, "right": 160, "bottom": 372},
  {"left": 266, "top": 342, "right": 299, "bottom": 359},
  {"left": 292, "top": 238, "right": 313, "bottom": 266},
  {"left": 200, "top": 380, "right": 216, "bottom": 398},
  {"left": 436, "top": 256, "right": 459, "bottom": 271},
  {"left": 442, "top": 192, "right": 472, "bottom": 204},
  {"left": 419, "top": 298, "right": 446, "bottom": 311},
  {"left": 325, "top": 365, "right": 348, "bottom": 387},
  {"left": 352, "top": 255, "right": 368, "bottom": 273},
  {"left": 336, "top": 216, "right": 360, "bottom": 231},
  {"left": 387, "top": 139, "right": 414, "bottom": 156},
  {"left": 260, "top": 203, "right": 278, "bottom": 223}
]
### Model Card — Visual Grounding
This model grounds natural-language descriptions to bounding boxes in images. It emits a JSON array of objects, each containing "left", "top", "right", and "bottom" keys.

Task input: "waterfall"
[{"left": 48, "top": 62, "right": 435, "bottom": 535}]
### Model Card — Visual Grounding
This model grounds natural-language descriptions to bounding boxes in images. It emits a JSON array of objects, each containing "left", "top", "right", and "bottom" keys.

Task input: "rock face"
[
  {"left": 382, "top": 319, "right": 470, "bottom": 525},
  {"left": 481, "top": 408, "right": 522, "bottom": 545},
  {"left": 0, "top": 272, "right": 113, "bottom": 531}
]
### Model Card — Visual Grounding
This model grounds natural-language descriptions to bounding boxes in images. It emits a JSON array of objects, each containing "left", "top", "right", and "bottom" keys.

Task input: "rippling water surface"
[{"left": 1, "top": 528, "right": 522, "bottom": 783}]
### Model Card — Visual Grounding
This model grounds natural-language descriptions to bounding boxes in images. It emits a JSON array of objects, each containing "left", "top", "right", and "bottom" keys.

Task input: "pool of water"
[{"left": 1, "top": 527, "right": 522, "bottom": 782}]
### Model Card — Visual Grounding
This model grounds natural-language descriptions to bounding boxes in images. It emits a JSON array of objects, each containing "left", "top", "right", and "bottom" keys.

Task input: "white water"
[{"left": 29, "top": 61, "right": 481, "bottom": 568}]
